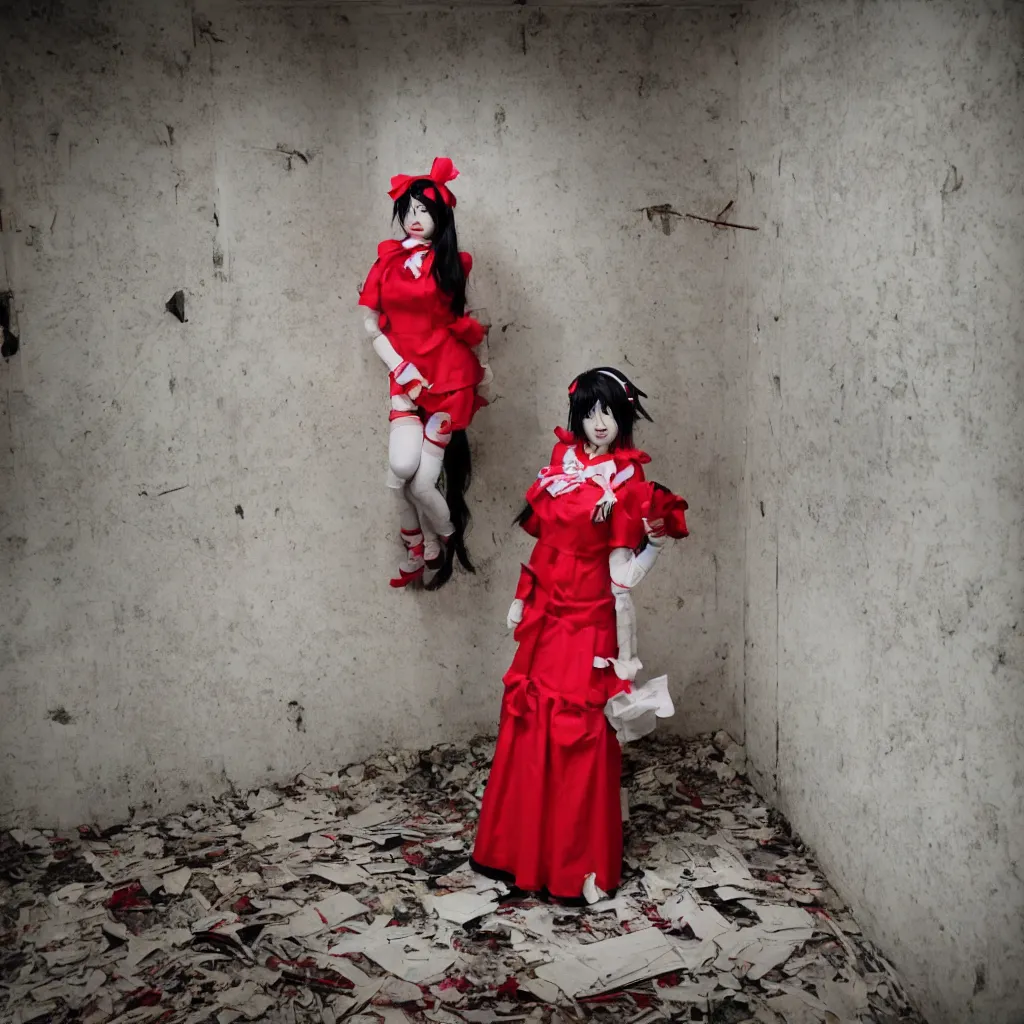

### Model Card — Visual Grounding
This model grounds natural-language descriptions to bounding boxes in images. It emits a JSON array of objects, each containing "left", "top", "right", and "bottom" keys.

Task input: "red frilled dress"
[
  {"left": 358, "top": 240, "right": 487, "bottom": 431},
  {"left": 471, "top": 429, "right": 656, "bottom": 899}
]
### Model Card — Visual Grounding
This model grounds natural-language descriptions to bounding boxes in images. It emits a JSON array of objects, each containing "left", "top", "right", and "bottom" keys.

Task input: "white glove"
[
  {"left": 507, "top": 598, "right": 524, "bottom": 630},
  {"left": 392, "top": 359, "right": 429, "bottom": 400},
  {"left": 643, "top": 516, "right": 669, "bottom": 542}
]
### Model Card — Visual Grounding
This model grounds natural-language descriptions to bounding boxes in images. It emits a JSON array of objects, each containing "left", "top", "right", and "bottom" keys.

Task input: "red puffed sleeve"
[
  {"left": 519, "top": 509, "right": 541, "bottom": 538},
  {"left": 609, "top": 473, "right": 649, "bottom": 551},
  {"left": 524, "top": 440, "right": 570, "bottom": 509},
  {"left": 514, "top": 563, "right": 537, "bottom": 599},
  {"left": 358, "top": 258, "right": 384, "bottom": 311},
  {"left": 451, "top": 315, "right": 486, "bottom": 347},
  {"left": 459, "top": 251, "right": 473, "bottom": 278}
]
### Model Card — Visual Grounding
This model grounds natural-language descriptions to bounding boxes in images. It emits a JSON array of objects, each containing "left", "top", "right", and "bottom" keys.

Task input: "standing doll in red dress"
[
  {"left": 359, "top": 157, "right": 492, "bottom": 590},
  {"left": 471, "top": 367, "right": 689, "bottom": 901}
]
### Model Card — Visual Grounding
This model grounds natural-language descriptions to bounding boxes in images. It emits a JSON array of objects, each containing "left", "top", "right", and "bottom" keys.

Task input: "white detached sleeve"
[{"left": 603, "top": 539, "right": 674, "bottom": 743}]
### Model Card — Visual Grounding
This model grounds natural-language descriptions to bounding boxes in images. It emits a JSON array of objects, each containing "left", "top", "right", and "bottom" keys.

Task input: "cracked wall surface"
[
  {"left": 0, "top": 0, "right": 745, "bottom": 826},
  {"left": 737, "top": 2, "right": 1024, "bottom": 1022}
]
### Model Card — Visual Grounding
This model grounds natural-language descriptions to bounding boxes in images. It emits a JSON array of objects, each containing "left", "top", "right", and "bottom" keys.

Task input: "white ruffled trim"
[
  {"left": 401, "top": 237, "right": 430, "bottom": 278},
  {"left": 538, "top": 448, "right": 636, "bottom": 521},
  {"left": 603, "top": 674, "right": 674, "bottom": 744},
  {"left": 593, "top": 654, "right": 643, "bottom": 682}
]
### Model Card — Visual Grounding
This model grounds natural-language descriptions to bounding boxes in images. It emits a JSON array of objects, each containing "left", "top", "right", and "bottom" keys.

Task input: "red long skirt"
[{"left": 471, "top": 679, "right": 623, "bottom": 899}]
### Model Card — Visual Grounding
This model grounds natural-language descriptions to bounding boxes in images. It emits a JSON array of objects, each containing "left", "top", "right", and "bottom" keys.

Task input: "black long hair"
[
  {"left": 425, "top": 430, "right": 474, "bottom": 590},
  {"left": 566, "top": 366, "right": 651, "bottom": 446},
  {"left": 393, "top": 181, "right": 473, "bottom": 589},
  {"left": 513, "top": 367, "right": 652, "bottom": 527},
  {"left": 393, "top": 181, "right": 467, "bottom": 316}
]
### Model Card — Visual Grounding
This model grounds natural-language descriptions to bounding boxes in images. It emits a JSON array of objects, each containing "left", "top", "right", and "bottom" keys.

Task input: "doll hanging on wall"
[
  {"left": 471, "top": 367, "right": 689, "bottom": 902},
  {"left": 359, "top": 157, "right": 493, "bottom": 590}
]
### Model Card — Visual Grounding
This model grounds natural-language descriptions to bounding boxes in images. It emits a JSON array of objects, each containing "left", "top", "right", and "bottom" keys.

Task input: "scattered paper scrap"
[{"left": 0, "top": 733, "right": 925, "bottom": 1024}]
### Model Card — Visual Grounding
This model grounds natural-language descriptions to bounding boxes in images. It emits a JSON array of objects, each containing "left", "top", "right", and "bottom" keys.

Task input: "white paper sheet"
[
  {"left": 659, "top": 889, "right": 733, "bottom": 941},
  {"left": 422, "top": 889, "right": 501, "bottom": 925},
  {"left": 328, "top": 918, "right": 457, "bottom": 984},
  {"left": 535, "top": 924, "right": 692, "bottom": 998}
]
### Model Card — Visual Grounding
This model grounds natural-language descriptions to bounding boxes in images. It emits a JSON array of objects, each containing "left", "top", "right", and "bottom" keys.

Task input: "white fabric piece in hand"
[
  {"left": 507, "top": 598, "right": 524, "bottom": 629},
  {"left": 604, "top": 675, "right": 674, "bottom": 743}
]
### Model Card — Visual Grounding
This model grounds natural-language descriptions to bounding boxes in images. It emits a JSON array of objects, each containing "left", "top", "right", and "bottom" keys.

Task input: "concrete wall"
[
  {"left": 0, "top": 0, "right": 746, "bottom": 827},
  {"left": 7, "top": 0, "right": 1019, "bottom": 1018},
  {"left": 737, "top": 2, "right": 1024, "bottom": 1022}
]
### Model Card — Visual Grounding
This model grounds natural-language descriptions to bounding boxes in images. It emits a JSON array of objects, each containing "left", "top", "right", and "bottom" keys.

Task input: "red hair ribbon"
[
  {"left": 388, "top": 157, "right": 459, "bottom": 208},
  {"left": 568, "top": 379, "right": 578, "bottom": 395}
]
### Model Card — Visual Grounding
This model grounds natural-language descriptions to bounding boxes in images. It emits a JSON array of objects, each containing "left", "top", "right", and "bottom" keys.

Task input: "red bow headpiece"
[{"left": 388, "top": 157, "right": 459, "bottom": 208}]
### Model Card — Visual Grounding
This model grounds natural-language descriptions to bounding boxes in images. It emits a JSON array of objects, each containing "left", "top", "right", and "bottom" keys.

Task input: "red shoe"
[
  {"left": 391, "top": 530, "right": 425, "bottom": 588},
  {"left": 389, "top": 564, "right": 424, "bottom": 588}
]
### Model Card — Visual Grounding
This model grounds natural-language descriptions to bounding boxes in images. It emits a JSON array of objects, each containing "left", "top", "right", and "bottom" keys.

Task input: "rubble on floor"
[{"left": 0, "top": 733, "right": 926, "bottom": 1024}]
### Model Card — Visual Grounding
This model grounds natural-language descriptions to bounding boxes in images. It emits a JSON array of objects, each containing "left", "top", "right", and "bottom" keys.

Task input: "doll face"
[
  {"left": 582, "top": 402, "right": 619, "bottom": 453},
  {"left": 403, "top": 198, "right": 435, "bottom": 242}
]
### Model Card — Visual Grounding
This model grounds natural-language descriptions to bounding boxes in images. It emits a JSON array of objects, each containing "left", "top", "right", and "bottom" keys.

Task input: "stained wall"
[
  {"left": 737, "top": 2, "right": 1024, "bottom": 1021},
  {"left": 0, "top": 0, "right": 746, "bottom": 826}
]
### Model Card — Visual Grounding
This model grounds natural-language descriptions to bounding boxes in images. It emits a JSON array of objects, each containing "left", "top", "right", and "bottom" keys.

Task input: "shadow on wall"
[{"left": 1, "top": 292, "right": 20, "bottom": 359}]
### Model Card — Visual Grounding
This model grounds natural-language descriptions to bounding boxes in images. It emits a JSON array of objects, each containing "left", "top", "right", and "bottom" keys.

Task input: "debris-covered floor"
[{"left": 1, "top": 734, "right": 927, "bottom": 1024}]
